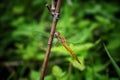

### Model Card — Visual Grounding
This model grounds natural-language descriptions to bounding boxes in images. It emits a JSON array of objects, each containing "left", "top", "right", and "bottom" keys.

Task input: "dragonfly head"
[{"left": 54, "top": 32, "right": 60, "bottom": 37}]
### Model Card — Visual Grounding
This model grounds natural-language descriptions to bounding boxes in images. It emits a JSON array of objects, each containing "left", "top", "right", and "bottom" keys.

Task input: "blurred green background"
[{"left": 0, "top": 0, "right": 120, "bottom": 80}]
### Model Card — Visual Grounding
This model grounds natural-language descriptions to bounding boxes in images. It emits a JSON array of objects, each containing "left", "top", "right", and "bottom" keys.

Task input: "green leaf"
[
  {"left": 68, "top": 56, "right": 85, "bottom": 71},
  {"left": 30, "top": 70, "right": 40, "bottom": 80},
  {"left": 52, "top": 65, "right": 66, "bottom": 80}
]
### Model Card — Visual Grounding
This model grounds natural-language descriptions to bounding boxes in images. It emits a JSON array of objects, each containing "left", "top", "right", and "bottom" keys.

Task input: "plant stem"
[
  {"left": 40, "top": 0, "right": 62, "bottom": 80},
  {"left": 103, "top": 43, "right": 120, "bottom": 78}
]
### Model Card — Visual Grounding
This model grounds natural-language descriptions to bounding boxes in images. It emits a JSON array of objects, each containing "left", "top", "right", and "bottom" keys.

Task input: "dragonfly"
[{"left": 54, "top": 32, "right": 81, "bottom": 64}]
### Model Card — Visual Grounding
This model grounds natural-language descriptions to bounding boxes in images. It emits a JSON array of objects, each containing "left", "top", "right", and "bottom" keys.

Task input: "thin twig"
[
  {"left": 45, "top": 4, "right": 51, "bottom": 13},
  {"left": 40, "top": 0, "right": 62, "bottom": 80},
  {"left": 51, "top": 0, "right": 55, "bottom": 15}
]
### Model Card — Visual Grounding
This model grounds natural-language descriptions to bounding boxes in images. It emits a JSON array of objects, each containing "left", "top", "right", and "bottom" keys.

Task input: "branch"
[{"left": 40, "top": 0, "right": 62, "bottom": 80}]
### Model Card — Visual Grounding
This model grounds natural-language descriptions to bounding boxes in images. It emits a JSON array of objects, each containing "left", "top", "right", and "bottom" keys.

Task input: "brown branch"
[
  {"left": 40, "top": 0, "right": 62, "bottom": 80},
  {"left": 51, "top": 0, "right": 55, "bottom": 14}
]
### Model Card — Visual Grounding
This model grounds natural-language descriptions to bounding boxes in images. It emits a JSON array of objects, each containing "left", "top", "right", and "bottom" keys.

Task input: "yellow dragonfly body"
[{"left": 54, "top": 32, "right": 81, "bottom": 64}]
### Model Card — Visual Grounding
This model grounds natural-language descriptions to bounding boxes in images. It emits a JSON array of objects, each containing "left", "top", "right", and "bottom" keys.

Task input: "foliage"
[
  {"left": 0, "top": 0, "right": 120, "bottom": 80},
  {"left": 104, "top": 44, "right": 120, "bottom": 77}
]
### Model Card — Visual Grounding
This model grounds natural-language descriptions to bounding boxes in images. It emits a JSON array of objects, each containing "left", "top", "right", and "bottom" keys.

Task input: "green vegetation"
[
  {"left": 0, "top": 0, "right": 120, "bottom": 80},
  {"left": 104, "top": 44, "right": 120, "bottom": 78}
]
